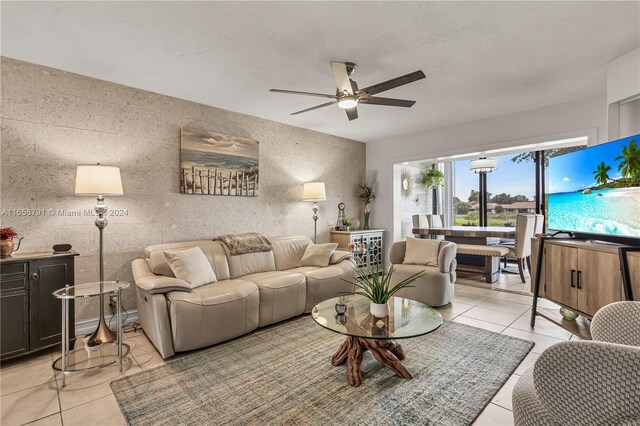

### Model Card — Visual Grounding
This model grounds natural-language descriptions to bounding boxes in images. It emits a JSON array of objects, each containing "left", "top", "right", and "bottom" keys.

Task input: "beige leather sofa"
[
  {"left": 388, "top": 240, "right": 457, "bottom": 307},
  {"left": 132, "top": 235, "right": 355, "bottom": 358}
]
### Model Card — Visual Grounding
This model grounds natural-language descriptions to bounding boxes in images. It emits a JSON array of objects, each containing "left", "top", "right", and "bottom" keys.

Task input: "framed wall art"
[{"left": 180, "top": 127, "right": 259, "bottom": 196}]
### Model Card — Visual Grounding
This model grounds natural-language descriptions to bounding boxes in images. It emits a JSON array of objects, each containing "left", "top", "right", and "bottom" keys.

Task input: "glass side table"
[{"left": 52, "top": 280, "right": 131, "bottom": 386}]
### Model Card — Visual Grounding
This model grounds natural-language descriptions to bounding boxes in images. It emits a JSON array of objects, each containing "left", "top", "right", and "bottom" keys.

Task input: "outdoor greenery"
[
  {"left": 454, "top": 186, "right": 532, "bottom": 226},
  {"left": 510, "top": 146, "right": 584, "bottom": 166}
]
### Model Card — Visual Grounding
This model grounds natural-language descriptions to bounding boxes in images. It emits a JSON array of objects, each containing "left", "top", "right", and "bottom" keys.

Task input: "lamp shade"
[
  {"left": 302, "top": 182, "right": 326, "bottom": 201},
  {"left": 75, "top": 164, "right": 124, "bottom": 196},
  {"left": 469, "top": 157, "right": 497, "bottom": 174}
]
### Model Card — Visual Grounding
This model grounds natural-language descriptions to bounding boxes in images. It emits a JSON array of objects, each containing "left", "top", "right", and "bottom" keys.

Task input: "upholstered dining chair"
[
  {"left": 412, "top": 214, "right": 429, "bottom": 238},
  {"left": 512, "top": 301, "right": 640, "bottom": 426},
  {"left": 500, "top": 214, "right": 536, "bottom": 283},
  {"left": 533, "top": 214, "right": 544, "bottom": 235},
  {"left": 426, "top": 214, "right": 445, "bottom": 240}
]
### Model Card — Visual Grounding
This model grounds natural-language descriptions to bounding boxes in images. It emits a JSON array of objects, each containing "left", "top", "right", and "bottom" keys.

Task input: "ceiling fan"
[{"left": 269, "top": 61, "right": 426, "bottom": 121}]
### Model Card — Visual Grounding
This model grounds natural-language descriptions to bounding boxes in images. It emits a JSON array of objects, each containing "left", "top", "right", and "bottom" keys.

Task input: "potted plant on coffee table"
[{"left": 341, "top": 265, "right": 426, "bottom": 318}]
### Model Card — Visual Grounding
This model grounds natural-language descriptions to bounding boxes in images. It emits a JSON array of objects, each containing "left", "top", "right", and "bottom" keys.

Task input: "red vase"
[{"left": 0, "top": 238, "right": 15, "bottom": 257}]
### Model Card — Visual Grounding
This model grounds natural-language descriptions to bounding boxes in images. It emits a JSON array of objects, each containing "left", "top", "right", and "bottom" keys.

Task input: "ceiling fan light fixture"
[{"left": 338, "top": 96, "right": 358, "bottom": 109}]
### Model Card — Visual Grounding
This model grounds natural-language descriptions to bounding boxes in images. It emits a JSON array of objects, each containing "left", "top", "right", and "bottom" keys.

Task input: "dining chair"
[
  {"left": 426, "top": 214, "right": 445, "bottom": 240},
  {"left": 412, "top": 214, "right": 429, "bottom": 239},
  {"left": 533, "top": 213, "right": 544, "bottom": 235},
  {"left": 500, "top": 214, "right": 536, "bottom": 283}
]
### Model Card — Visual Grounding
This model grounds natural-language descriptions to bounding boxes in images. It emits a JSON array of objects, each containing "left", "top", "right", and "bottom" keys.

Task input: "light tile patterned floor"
[{"left": 1, "top": 274, "right": 572, "bottom": 426}]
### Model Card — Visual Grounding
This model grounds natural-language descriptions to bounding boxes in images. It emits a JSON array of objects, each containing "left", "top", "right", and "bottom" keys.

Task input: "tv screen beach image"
[{"left": 547, "top": 135, "right": 640, "bottom": 237}]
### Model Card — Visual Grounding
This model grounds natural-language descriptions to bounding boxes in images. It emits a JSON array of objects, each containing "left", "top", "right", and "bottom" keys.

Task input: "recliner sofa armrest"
[
  {"left": 438, "top": 242, "right": 457, "bottom": 274},
  {"left": 132, "top": 258, "right": 192, "bottom": 294},
  {"left": 307, "top": 258, "right": 356, "bottom": 279},
  {"left": 330, "top": 250, "right": 353, "bottom": 265}
]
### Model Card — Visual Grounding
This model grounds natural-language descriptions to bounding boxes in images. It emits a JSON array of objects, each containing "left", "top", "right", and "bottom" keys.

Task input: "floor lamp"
[
  {"left": 469, "top": 157, "right": 497, "bottom": 227},
  {"left": 303, "top": 182, "right": 326, "bottom": 243},
  {"left": 75, "top": 164, "right": 124, "bottom": 345}
]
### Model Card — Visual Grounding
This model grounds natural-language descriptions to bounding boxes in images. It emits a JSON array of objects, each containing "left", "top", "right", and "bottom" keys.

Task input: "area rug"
[{"left": 111, "top": 317, "right": 533, "bottom": 426}]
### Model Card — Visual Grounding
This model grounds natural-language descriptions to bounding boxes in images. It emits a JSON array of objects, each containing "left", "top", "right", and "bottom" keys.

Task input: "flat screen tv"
[{"left": 547, "top": 134, "right": 640, "bottom": 245}]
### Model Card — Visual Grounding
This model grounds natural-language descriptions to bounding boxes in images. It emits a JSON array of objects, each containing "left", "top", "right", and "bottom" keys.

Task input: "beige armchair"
[
  {"left": 388, "top": 240, "right": 457, "bottom": 306},
  {"left": 512, "top": 301, "right": 640, "bottom": 426}
]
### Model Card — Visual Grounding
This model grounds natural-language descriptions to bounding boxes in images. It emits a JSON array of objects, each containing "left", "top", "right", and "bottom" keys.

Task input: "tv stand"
[{"left": 530, "top": 237, "right": 639, "bottom": 339}]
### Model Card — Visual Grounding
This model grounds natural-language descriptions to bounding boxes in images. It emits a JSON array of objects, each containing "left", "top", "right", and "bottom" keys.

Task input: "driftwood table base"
[{"left": 331, "top": 336, "right": 412, "bottom": 387}]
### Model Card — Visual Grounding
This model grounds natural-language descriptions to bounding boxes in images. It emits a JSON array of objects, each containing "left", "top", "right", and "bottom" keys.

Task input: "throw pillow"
[
  {"left": 403, "top": 237, "right": 440, "bottom": 266},
  {"left": 163, "top": 247, "right": 217, "bottom": 288},
  {"left": 148, "top": 250, "right": 176, "bottom": 277},
  {"left": 298, "top": 243, "right": 339, "bottom": 267}
]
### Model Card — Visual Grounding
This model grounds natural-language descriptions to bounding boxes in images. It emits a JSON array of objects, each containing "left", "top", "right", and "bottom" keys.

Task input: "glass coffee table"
[{"left": 312, "top": 295, "right": 443, "bottom": 387}]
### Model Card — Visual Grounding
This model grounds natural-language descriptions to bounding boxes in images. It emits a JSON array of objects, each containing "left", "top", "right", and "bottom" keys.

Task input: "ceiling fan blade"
[
  {"left": 357, "top": 70, "right": 426, "bottom": 97},
  {"left": 270, "top": 89, "right": 337, "bottom": 99},
  {"left": 290, "top": 100, "right": 337, "bottom": 115},
  {"left": 330, "top": 61, "right": 354, "bottom": 95},
  {"left": 359, "top": 97, "right": 416, "bottom": 108},
  {"left": 345, "top": 107, "right": 358, "bottom": 121}
]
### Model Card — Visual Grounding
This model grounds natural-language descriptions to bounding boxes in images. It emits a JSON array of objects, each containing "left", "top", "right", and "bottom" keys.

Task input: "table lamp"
[
  {"left": 75, "top": 164, "right": 123, "bottom": 345},
  {"left": 303, "top": 182, "right": 326, "bottom": 243}
]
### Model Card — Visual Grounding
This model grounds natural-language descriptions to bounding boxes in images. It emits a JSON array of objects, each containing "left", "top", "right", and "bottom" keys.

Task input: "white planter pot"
[{"left": 370, "top": 302, "right": 390, "bottom": 318}]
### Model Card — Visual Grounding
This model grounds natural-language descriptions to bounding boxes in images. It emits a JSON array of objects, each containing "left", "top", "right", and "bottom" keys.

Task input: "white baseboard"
[{"left": 75, "top": 310, "right": 138, "bottom": 337}]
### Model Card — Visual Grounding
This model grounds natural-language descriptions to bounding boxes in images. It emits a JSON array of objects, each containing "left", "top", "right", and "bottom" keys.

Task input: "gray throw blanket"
[{"left": 215, "top": 232, "right": 273, "bottom": 255}]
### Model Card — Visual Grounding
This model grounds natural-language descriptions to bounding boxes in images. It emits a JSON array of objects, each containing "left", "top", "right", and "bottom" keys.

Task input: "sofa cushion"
[
  {"left": 271, "top": 235, "right": 313, "bottom": 271},
  {"left": 166, "top": 280, "right": 259, "bottom": 352},
  {"left": 242, "top": 271, "right": 306, "bottom": 326},
  {"left": 167, "top": 279, "right": 258, "bottom": 306},
  {"left": 298, "top": 243, "right": 338, "bottom": 267},
  {"left": 145, "top": 240, "right": 231, "bottom": 281},
  {"left": 164, "top": 247, "right": 217, "bottom": 288},
  {"left": 224, "top": 246, "right": 277, "bottom": 279},
  {"left": 403, "top": 237, "right": 439, "bottom": 266}
]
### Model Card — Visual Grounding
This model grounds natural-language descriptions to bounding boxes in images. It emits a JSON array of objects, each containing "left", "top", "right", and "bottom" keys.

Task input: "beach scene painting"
[
  {"left": 548, "top": 135, "right": 640, "bottom": 237},
  {"left": 180, "top": 127, "right": 259, "bottom": 196}
]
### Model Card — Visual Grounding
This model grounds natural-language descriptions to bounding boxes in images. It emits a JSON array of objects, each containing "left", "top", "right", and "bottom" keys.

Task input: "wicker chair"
[{"left": 512, "top": 301, "right": 640, "bottom": 426}]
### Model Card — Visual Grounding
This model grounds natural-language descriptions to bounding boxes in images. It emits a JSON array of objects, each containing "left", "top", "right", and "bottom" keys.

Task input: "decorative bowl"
[{"left": 560, "top": 307, "right": 579, "bottom": 321}]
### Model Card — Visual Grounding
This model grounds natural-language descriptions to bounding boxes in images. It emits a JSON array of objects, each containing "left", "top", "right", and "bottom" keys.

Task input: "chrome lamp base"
[{"left": 87, "top": 315, "right": 116, "bottom": 346}]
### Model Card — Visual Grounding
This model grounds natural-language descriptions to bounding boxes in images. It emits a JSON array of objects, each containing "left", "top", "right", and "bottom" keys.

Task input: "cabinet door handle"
[
  {"left": 31, "top": 272, "right": 39, "bottom": 280},
  {"left": 570, "top": 269, "right": 575, "bottom": 288},
  {"left": 577, "top": 271, "right": 582, "bottom": 289}
]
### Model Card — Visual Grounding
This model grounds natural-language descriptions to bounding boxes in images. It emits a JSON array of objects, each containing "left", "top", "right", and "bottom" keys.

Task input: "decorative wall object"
[
  {"left": 180, "top": 127, "right": 260, "bottom": 196},
  {"left": 400, "top": 168, "right": 413, "bottom": 200}
]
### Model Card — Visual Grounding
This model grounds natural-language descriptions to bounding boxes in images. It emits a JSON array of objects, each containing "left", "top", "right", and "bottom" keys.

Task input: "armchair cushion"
[
  {"left": 403, "top": 237, "right": 439, "bottom": 266},
  {"left": 297, "top": 243, "right": 338, "bottom": 267},
  {"left": 164, "top": 247, "right": 217, "bottom": 288}
]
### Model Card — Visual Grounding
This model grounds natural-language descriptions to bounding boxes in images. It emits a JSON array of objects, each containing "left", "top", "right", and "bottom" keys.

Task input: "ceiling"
[{"left": 1, "top": 2, "right": 638, "bottom": 143}]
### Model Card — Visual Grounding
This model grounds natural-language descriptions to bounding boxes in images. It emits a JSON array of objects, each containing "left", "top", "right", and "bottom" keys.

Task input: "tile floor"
[{"left": 1, "top": 275, "right": 574, "bottom": 426}]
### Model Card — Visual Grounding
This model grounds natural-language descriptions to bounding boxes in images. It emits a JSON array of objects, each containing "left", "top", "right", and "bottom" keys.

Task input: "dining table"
[{"left": 412, "top": 225, "right": 515, "bottom": 245}]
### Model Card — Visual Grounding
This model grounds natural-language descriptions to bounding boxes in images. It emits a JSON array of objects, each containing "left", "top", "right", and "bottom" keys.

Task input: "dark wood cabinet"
[{"left": 0, "top": 252, "right": 77, "bottom": 360}]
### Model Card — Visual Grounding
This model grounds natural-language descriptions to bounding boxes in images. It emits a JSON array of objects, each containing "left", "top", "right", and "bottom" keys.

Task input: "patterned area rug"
[{"left": 111, "top": 317, "right": 533, "bottom": 425}]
